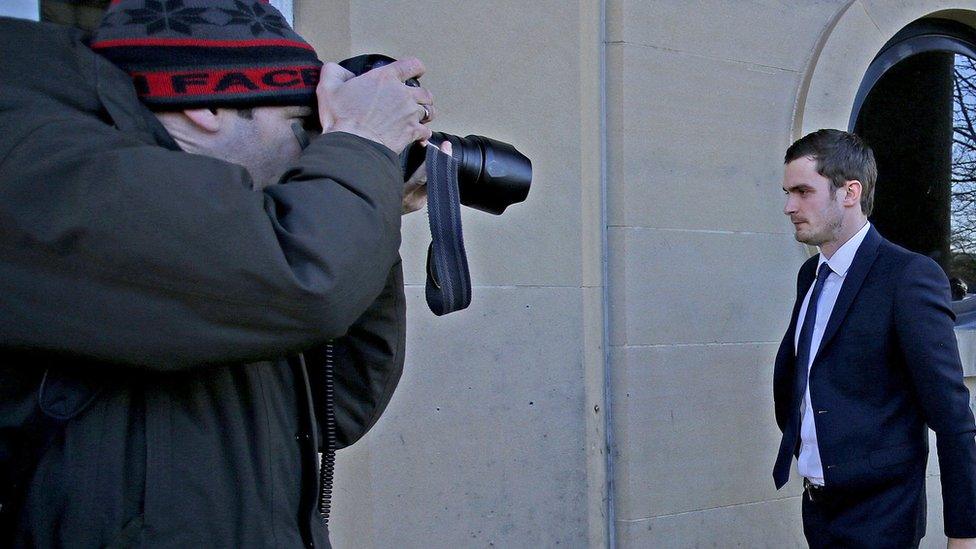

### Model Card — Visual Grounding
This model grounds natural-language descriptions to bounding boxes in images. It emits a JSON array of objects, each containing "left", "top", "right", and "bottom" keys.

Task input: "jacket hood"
[{"left": 0, "top": 16, "right": 174, "bottom": 148}]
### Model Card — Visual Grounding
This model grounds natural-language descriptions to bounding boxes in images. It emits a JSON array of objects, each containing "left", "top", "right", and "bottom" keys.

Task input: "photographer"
[{"left": 0, "top": 1, "right": 444, "bottom": 547}]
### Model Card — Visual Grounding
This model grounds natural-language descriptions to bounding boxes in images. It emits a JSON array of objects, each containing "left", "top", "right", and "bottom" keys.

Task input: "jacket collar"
[
  {"left": 92, "top": 48, "right": 181, "bottom": 151},
  {"left": 812, "top": 224, "right": 883, "bottom": 359},
  {"left": 818, "top": 221, "right": 871, "bottom": 278}
]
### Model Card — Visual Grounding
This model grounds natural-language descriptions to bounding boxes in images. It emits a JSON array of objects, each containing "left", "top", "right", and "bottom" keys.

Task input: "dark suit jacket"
[{"left": 773, "top": 226, "right": 976, "bottom": 538}]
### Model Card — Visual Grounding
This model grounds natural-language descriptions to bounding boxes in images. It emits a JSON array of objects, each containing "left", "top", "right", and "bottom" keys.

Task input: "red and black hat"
[{"left": 91, "top": 0, "right": 322, "bottom": 110}]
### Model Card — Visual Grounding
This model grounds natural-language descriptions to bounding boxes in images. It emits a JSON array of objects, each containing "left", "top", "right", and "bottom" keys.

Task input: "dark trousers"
[{"left": 801, "top": 469, "right": 927, "bottom": 549}]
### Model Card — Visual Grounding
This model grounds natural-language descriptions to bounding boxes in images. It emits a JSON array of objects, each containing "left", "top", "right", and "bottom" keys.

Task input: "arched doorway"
[{"left": 851, "top": 18, "right": 976, "bottom": 303}]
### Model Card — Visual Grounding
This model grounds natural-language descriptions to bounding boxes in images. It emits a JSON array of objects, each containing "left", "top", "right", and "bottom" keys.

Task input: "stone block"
[
  {"left": 799, "top": 2, "right": 886, "bottom": 134},
  {"left": 607, "top": 227, "right": 806, "bottom": 346},
  {"left": 610, "top": 343, "right": 792, "bottom": 519},
  {"left": 329, "top": 286, "right": 590, "bottom": 548},
  {"left": 346, "top": 0, "right": 588, "bottom": 287},
  {"left": 606, "top": 43, "right": 800, "bottom": 233},
  {"left": 860, "top": 0, "right": 976, "bottom": 39},
  {"left": 607, "top": 1, "right": 848, "bottom": 71},
  {"left": 922, "top": 474, "right": 947, "bottom": 548},
  {"left": 615, "top": 494, "right": 806, "bottom": 548}
]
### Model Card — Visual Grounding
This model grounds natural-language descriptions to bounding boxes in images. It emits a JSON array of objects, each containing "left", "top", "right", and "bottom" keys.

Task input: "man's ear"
[
  {"left": 182, "top": 108, "right": 223, "bottom": 133},
  {"left": 844, "top": 180, "right": 862, "bottom": 207}
]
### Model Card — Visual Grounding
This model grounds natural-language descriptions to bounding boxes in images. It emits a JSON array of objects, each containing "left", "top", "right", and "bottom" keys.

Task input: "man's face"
[
  {"left": 221, "top": 105, "right": 313, "bottom": 189},
  {"left": 782, "top": 156, "right": 845, "bottom": 247}
]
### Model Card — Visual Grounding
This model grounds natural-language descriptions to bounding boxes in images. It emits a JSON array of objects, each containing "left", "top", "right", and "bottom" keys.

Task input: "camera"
[{"left": 338, "top": 54, "right": 532, "bottom": 215}]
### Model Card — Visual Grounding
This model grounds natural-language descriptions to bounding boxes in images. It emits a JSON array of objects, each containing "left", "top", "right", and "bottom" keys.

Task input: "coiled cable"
[{"left": 318, "top": 341, "right": 336, "bottom": 523}]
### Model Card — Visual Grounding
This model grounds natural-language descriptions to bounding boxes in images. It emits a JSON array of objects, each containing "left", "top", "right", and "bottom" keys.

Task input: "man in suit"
[{"left": 773, "top": 129, "right": 976, "bottom": 548}]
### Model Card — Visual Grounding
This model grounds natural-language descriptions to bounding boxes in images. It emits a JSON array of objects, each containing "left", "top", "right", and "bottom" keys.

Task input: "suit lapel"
[{"left": 814, "top": 226, "right": 883, "bottom": 360}]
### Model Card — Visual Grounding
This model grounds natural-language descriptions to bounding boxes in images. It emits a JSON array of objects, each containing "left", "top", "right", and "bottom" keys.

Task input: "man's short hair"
[{"left": 784, "top": 129, "right": 878, "bottom": 216}]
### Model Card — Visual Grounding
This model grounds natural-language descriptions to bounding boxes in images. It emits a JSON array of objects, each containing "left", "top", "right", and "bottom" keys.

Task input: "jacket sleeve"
[
  {"left": 305, "top": 261, "right": 406, "bottom": 448},
  {"left": 894, "top": 255, "right": 976, "bottom": 538},
  {"left": 0, "top": 111, "right": 404, "bottom": 370}
]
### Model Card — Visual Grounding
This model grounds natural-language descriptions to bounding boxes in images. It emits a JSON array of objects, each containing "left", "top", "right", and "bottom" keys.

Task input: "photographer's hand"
[
  {"left": 316, "top": 58, "right": 435, "bottom": 154},
  {"left": 403, "top": 140, "right": 452, "bottom": 215}
]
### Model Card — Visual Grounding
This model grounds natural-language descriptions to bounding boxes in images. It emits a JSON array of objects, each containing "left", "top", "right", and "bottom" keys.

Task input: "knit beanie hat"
[{"left": 90, "top": 0, "right": 322, "bottom": 110}]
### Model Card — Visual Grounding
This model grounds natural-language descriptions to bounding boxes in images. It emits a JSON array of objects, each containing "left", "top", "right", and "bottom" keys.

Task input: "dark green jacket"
[{"left": 0, "top": 17, "right": 406, "bottom": 548}]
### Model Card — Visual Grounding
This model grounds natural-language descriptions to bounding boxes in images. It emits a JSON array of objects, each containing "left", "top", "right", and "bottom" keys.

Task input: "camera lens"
[
  {"left": 428, "top": 133, "right": 531, "bottom": 215},
  {"left": 337, "top": 54, "right": 531, "bottom": 215}
]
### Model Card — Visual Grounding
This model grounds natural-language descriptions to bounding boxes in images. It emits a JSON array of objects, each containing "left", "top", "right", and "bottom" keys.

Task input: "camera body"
[{"left": 338, "top": 54, "right": 531, "bottom": 215}]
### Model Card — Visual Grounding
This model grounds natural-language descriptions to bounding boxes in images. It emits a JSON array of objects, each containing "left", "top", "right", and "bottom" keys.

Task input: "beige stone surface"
[
  {"left": 352, "top": 1, "right": 586, "bottom": 289},
  {"left": 350, "top": 6, "right": 586, "bottom": 288},
  {"left": 923, "top": 474, "right": 948, "bottom": 548},
  {"left": 582, "top": 284, "right": 612, "bottom": 548},
  {"left": 580, "top": 0, "right": 606, "bottom": 292},
  {"left": 610, "top": 343, "right": 792, "bottom": 518},
  {"left": 923, "top": 430, "right": 944, "bottom": 549},
  {"left": 860, "top": 0, "right": 976, "bottom": 37},
  {"left": 329, "top": 286, "right": 590, "bottom": 548},
  {"left": 615, "top": 495, "right": 806, "bottom": 548},
  {"left": 606, "top": 43, "right": 800, "bottom": 233},
  {"left": 294, "top": 1, "right": 349, "bottom": 64},
  {"left": 797, "top": 1, "right": 886, "bottom": 135},
  {"left": 607, "top": 0, "right": 849, "bottom": 72},
  {"left": 612, "top": 476, "right": 945, "bottom": 548},
  {"left": 607, "top": 227, "right": 806, "bottom": 347},
  {"left": 955, "top": 328, "right": 976, "bottom": 377},
  {"left": 398, "top": 191, "right": 581, "bottom": 289},
  {"left": 396, "top": 136, "right": 582, "bottom": 287},
  {"left": 329, "top": 440, "right": 374, "bottom": 545}
]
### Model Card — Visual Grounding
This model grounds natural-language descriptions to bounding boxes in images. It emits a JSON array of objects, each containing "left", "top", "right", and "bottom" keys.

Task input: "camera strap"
[{"left": 424, "top": 144, "right": 472, "bottom": 315}]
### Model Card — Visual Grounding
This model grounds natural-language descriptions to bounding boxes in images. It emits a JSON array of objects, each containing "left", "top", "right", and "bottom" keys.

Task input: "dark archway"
[{"left": 851, "top": 19, "right": 976, "bottom": 303}]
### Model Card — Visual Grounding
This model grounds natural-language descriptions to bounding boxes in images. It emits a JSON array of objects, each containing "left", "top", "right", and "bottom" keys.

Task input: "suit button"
[{"left": 296, "top": 432, "right": 311, "bottom": 442}]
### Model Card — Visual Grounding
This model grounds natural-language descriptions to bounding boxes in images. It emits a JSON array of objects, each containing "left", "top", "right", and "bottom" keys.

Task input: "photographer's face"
[{"left": 225, "top": 105, "right": 313, "bottom": 189}]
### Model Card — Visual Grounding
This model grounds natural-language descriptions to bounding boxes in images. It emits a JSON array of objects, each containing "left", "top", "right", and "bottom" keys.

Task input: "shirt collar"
[{"left": 818, "top": 221, "right": 871, "bottom": 278}]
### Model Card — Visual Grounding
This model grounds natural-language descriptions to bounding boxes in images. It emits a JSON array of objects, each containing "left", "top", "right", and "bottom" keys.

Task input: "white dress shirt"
[{"left": 794, "top": 221, "right": 871, "bottom": 485}]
